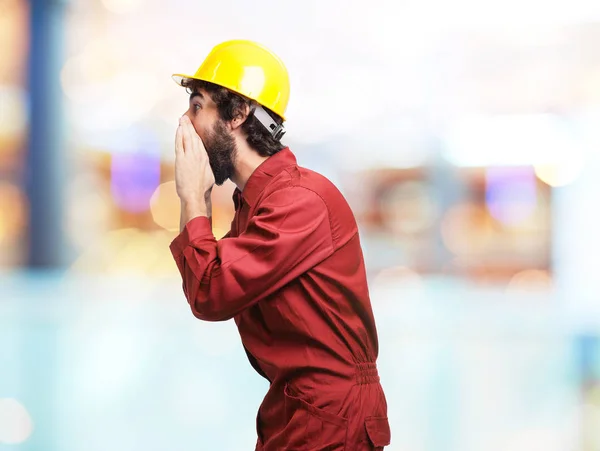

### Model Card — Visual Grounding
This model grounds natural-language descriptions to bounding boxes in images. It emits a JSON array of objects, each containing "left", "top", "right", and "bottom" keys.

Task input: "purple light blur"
[
  {"left": 110, "top": 151, "right": 161, "bottom": 213},
  {"left": 485, "top": 166, "right": 537, "bottom": 226}
]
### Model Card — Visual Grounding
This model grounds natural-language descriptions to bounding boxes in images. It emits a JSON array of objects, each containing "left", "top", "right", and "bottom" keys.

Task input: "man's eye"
[{"left": 194, "top": 104, "right": 201, "bottom": 111}]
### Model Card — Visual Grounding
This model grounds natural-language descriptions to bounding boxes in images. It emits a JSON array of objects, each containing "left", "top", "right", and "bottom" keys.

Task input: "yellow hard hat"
[{"left": 172, "top": 39, "right": 290, "bottom": 120}]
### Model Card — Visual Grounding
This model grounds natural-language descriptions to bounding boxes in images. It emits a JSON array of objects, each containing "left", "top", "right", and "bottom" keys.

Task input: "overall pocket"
[
  {"left": 365, "top": 416, "right": 391, "bottom": 450},
  {"left": 275, "top": 383, "right": 349, "bottom": 450}
]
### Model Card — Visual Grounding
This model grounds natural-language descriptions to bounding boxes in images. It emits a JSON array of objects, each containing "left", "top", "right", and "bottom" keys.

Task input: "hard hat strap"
[{"left": 253, "top": 105, "right": 286, "bottom": 141}]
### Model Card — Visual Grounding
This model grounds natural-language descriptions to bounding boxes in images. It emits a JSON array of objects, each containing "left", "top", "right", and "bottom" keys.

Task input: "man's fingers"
[
  {"left": 175, "top": 125, "right": 184, "bottom": 156},
  {"left": 179, "top": 116, "right": 194, "bottom": 153}
]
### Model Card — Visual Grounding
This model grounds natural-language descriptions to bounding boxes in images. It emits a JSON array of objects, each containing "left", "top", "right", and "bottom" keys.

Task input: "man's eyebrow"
[{"left": 189, "top": 91, "right": 204, "bottom": 101}]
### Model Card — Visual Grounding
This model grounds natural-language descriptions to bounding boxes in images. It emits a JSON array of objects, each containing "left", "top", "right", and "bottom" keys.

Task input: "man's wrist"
[
  {"left": 183, "top": 197, "right": 208, "bottom": 214},
  {"left": 178, "top": 189, "right": 213, "bottom": 230},
  {"left": 180, "top": 198, "right": 210, "bottom": 229}
]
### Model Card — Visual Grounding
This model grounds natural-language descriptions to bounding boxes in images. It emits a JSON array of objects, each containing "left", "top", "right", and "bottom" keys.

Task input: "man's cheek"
[{"left": 191, "top": 121, "right": 205, "bottom": 140}]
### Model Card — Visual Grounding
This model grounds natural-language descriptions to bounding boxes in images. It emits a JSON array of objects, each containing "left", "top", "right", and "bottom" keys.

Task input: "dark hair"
[{"left": 182, "top": 78, "right": 285, "bottom": 157}]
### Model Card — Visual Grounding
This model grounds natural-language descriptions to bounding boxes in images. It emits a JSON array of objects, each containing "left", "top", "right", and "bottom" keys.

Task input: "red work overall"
[{"left": 170, "top": 148, "right": 391, "bottom": 450}]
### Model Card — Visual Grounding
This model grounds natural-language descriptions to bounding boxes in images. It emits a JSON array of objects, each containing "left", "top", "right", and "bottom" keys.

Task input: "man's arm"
[{"left": 170, "top": 187, "right": 333, "bottom": 322}]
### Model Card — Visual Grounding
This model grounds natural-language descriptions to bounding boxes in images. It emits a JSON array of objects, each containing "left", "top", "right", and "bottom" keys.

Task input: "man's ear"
[{"left": 230, "top": 104, "right": 250, "bottom": 130}]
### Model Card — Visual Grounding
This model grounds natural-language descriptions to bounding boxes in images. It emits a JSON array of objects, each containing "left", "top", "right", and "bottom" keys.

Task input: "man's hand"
[{"left": 175, "top": 115, "right": 215, "bottom": 226}]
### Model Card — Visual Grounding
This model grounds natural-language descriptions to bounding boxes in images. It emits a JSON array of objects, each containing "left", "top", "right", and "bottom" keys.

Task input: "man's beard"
[{"left": 204, "top": 120, "right": 237, "bottom": 186}]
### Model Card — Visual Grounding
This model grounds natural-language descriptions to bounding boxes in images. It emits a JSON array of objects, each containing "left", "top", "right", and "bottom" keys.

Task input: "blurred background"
[{"left": 2, "top": 0, "right": 600, "bottom": 449}]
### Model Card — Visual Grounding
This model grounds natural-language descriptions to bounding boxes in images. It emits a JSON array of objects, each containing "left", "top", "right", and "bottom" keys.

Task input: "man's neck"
[{"left": 230, "top": 141, "right": 269, "bottom": 192}]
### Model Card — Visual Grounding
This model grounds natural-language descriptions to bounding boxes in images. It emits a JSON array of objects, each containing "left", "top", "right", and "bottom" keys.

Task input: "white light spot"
[{"left": 0, "top": 398, "right": 34, "bottom": 444}]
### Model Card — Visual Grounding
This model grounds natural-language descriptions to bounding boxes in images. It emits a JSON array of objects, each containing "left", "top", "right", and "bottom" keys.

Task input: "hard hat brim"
[
  {"left": 172, "top": 74, "right": 196, "bottom": 86},
  {"left": 171, "top": 73, "right": 287, "bottom": 121}
]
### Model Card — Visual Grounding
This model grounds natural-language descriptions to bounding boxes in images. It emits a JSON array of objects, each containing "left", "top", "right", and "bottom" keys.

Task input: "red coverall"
[{"left": 170, "top": 148, "right": 391, "bottom": 450}]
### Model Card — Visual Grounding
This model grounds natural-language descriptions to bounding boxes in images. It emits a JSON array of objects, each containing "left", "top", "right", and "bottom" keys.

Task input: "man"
[{"left": 170, "top": 39, "right": 391, "bottom": 450}]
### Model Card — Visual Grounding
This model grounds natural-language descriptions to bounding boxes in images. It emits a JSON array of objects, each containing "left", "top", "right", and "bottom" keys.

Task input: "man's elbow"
[{"left": 189, "top": 297, "right": 233, "bottom": 322}]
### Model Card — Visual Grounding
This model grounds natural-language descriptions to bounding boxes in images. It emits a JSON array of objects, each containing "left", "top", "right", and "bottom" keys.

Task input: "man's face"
[{"left": 184, "top": 88, "right": 237, "bottom": 186}]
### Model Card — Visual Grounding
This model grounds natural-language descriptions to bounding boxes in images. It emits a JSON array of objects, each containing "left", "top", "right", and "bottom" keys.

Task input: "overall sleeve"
[{"left": 169, "top": 187, "right": 333, "bottom": 321}]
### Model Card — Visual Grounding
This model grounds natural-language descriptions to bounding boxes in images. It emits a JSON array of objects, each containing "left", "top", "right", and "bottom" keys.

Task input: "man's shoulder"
[
  {"left": 264, "top": 164, "right": 358, "bottom": 245},
  {"left": 262, "top": 164, "right": 341, "bottom": 203}
]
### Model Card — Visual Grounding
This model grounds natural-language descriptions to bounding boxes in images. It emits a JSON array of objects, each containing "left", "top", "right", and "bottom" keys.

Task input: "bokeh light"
[
  {"left": 506, "top": 269, "right": 553, "bottom": 293},
  {"left": 110, "top": 152, "right": 161, "bottom": 214},
  {"left": 150, "top": 181, "right": 180, "bottom": 232},
  {"left": 534, "top": 159, "right": 585, "bottom": 187},
  {"left": 0, "top": 398, "right": 33, "bottom": 444},
  {"left": 0, "top": 0, "right": 29, "bottom": 84},
  {"left": 0, "top": 86, "right": 27, "bottom": 139},
  {"left": 0, "top": 181, "right": 27, "bottom": 245},
  {"left": 441, "top": 203, "right": 493, "bottom": 255},
  {"left": 486, "top": 166, "right": 537, "bottom": 226}
]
